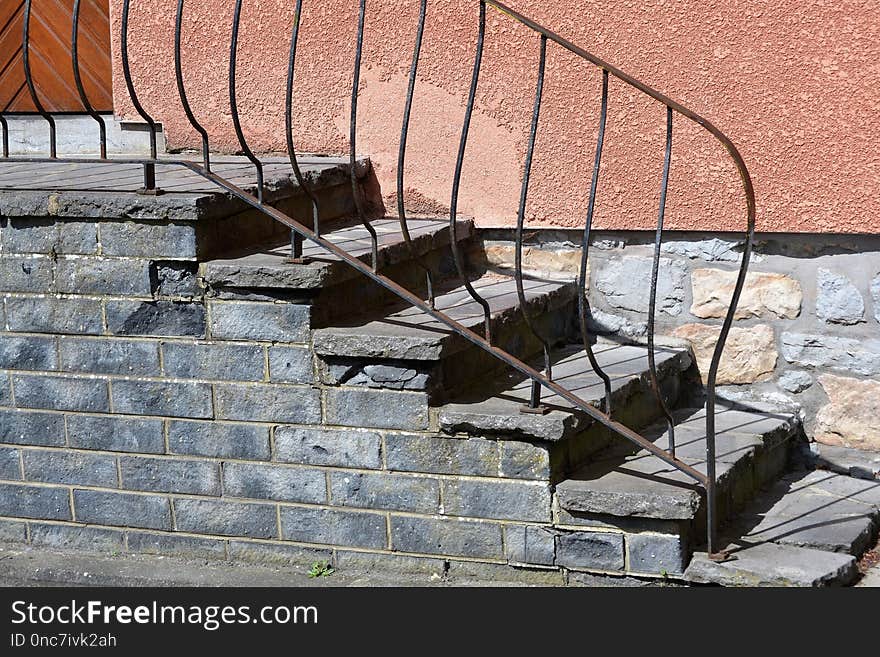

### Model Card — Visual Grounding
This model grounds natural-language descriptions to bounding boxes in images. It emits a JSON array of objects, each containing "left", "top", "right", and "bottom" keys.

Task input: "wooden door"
[{"left": 0, "top": 0, "right": 113, "bottom": 112}]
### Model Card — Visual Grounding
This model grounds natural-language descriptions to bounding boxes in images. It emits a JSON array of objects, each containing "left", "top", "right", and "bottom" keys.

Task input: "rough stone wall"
[
  {"left": 0, "top": 214, "right": 684, "bottom": 582},
  {"left": 481, "top": 231, "right": 880, "bottom": 452}
]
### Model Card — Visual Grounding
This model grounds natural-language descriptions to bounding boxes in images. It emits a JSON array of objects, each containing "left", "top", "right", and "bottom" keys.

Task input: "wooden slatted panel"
[{"left": 0, "top": 0, "right": 112, "bottom": 112}]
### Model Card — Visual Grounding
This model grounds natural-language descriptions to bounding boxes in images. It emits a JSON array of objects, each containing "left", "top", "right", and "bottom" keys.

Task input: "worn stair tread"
[
  {"left": 0, "top": 155, "right": 356, "bottom": 221},
  {"left": 438, "top": 343, "right": 691, "bottom": 442},
  {"left": 555, "top": 404, "right": 797, "bottom": 520},
  {"left": 312, "top": 272, "right": 575, "bottom": 360},
  {"left": 684, "top": 542, "right": 858, "bottom": 587},
  {"left": 726, "top": 471, "right": 880, "bottom": 556},
  {"left": 811, "top": 444, "right": 880, "bottom": 481},
  {"left": 202, "top": 217, "right": 474, "bottom": 290}
]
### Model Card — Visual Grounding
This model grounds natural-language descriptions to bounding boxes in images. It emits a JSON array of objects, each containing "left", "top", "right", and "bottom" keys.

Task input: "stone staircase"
[
  {"left": 197, "top": 172, "right": 879, "bottom": 584},
  {"left": 1, "top": 157, "right": 876, "bottom": 586}
]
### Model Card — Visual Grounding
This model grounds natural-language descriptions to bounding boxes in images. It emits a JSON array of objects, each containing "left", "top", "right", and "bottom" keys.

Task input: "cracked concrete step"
[
  {"left": 438, "top": 342, "right": 692, "bottom": 443},
  {"left": 201, "top": 217, "right": 475, "bottom": 292},
  {"left": 685, "top": 542, "right": 858, "bottom": 587},
  {"left": 555, "top": 403, "right": 799, "bottom": 526}
]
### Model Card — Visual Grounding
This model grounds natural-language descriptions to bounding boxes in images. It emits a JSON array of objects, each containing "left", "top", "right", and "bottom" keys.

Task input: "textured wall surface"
[
  {"left": 0, "top": 212, "right": 689, "bottom": 581},
  {"left": 109, "top": 0, "right": 879, "bottom": 233}
]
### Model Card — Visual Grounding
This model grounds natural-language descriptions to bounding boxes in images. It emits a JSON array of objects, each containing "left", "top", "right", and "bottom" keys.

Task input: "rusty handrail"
[{"left": 0, "top": 0, "right": 755, "bottom": 561}]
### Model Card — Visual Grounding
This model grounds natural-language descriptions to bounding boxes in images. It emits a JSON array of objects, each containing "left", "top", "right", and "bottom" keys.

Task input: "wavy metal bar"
[
  {"left": 230, "top": 0, "right": 264, "bottom": 204},
  {"left": 578, "top": 70, "right": 613, "bottom": 414},
  {"left": 22, "top": 0, "right": 56, "bottom": 158},
  {"left": 487, "top": 0, "right": 756, "bottom": 558},
  {"left": 350, "top": 0, "right": 379, "bottom": 272},
  {"left": 705, "top": 194, "right": 756, "bottom": 559},
  {"left": 515, "top": 34, "right": 552, "bottom": 413},
  {"left": 1, "top": 0, "right": 756, "bottom": 560},
  {"left": 449, "top": 0, "right": 493, "bottom": 342},
  {"left": 72, "top": 0, "right": 107, "bottom": 159},
  {"left": 398, "top": 0, "right": 436, "bottom": 308},
  {"left": 285, "top": 0, "right": 320, "bottom": 261},
  {"left": 175, "top": 0, "right": 210, "bottom": 171},
  {"left": 121, "top": 0, "right": 159, "bottom": 192},
  {"left": 647, "top": 107, "right": 677, "bottom": 456}
]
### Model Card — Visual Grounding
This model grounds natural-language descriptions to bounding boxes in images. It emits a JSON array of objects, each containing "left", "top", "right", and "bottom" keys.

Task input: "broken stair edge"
[{"left": 684, "top": 542, "right": 858, "bottom": 587}]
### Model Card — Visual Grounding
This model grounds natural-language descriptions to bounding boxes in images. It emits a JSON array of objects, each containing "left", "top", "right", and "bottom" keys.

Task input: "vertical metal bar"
[
  {"left": 72, "top": 0, "right": 107, "bottom": 159},
  {"left": 350, "top": 0, "right": 379, "bottom": 272},
  {"left": 22, "top": 0, "right": 56, "bottom": 158},
  {"left": 647, "top": 107, "right": 676, "bottom": 455},
  {"left": 230, "top": 0, "right": 264, "bottom": 204},
  {"left": 705, "top": 181, "right": 757, "bottom": 562},
  {"left": 121, "top": 0, "right": 160, "bottom": 194},
  {"left": 175, "top": 0, "right": 210, "bottom": 171},
  {"left": 285, "top": 0, "right": 320, "bottom": 262},
  {"left": 515, "top": 35, "right": 551, "bottom": 414},
  {"left": 398, "top": 0, "right": 435, "bottom": 307},
  {"left": 449, "top": 0, "right": 493, "bottom": 342},
  {"left": 578, "top": 69, "right": 614, "bottom": 414},
  {"left": 0, "top": 115, "right": 8, "bottom": 158}
]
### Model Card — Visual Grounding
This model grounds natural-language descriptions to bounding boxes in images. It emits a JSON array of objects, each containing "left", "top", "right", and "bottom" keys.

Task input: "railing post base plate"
[
  {"left": 286, "top": 257, "right": 312, "bottom": 265},
  {"left": 708, "top": 551, "right": 733, "bottom": 563},
  {"left": 136, "top": 187, "right": 164, "bottom": 196},
  {"left": 519, "top": 404, "right": 550, "bottom": 416}
]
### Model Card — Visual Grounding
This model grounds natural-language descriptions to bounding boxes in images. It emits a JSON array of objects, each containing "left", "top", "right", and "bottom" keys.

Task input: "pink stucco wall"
[{"left": 110, "top": 0, "right": 880, "bottom": 234}]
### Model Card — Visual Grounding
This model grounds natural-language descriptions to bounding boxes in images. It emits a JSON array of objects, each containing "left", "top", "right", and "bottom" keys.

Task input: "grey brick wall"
[{"left": 0, "top": 214, "right": 690, "bottom": 584}]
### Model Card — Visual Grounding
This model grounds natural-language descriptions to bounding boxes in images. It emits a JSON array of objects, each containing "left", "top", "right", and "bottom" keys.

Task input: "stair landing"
[{"left": 686, "top": 470, "right": 880, "bottom": 586}]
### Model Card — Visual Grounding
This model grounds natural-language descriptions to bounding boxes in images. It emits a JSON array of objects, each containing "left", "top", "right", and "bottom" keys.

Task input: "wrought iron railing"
[{"left": 0, "top": 0, "right": 756, "bottom": 560}]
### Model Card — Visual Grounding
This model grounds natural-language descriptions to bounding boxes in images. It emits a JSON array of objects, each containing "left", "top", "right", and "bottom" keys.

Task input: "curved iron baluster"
[
  {"left": 72, "top": 0, "right": 107, "bottom": 159},
  {"left": 121, "top": 0, "right": 159, "bottom": 192},
  {"left": 485, "top": 0, "right": 757, "bottom": 560},
  {"left": 175, "top": 0, "right": 210, "bottom": 171},
  {"left": 0, "top": 0, "right": 757, "bottom": 561},
  {"left": 515, "top": 34, "right": 552, "bottom": 413},
  {"left": 230, "top": 0, "right": 264, "bottom": 204},
  {"left": 647, "top": 107, "right": 676, "bottom": 456},
  {"left": 449, "top": 0, "right": 493, "bottom": 342},
  {"left": 705, "top": 183, "right": 756, "bottom": 560},
  {"left": 121, "top": 0, "right": 158, "bottom": 159},
  {"left": 350, "top": 0, "right": 379, "bottom": 272},
  {"left": 22, "top": 0, "right": 56, "bottom": 158},
  {"left": 398, "top": 0, "right": 436, "bottom": 308},
  {"left": 285, "top": 0, "right": 321, "bottom": 261},
  {"left": 578, "top": 69, "right": 613, "bottom": 414}
]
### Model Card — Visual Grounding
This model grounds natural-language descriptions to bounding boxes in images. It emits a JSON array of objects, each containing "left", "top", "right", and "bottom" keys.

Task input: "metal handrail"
[{"left": 0, "top": 0, "right": 755, "bottom": 560}]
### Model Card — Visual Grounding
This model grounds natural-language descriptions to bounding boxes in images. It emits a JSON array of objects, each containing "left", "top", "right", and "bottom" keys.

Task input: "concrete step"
[
  {"left": 439, "top": 341, "right": 692, "bottom": 443},
  {"left": 684, "top": 470, "right": 880, "bottom": 586},
  {"left": 685, "top": 542, "right": 858, "bottom": 587},
  {"left": 0, "top": 155, "right": 371, "bottom": 260},
  {"left": 201, "top": 216, "right": 474, "bottom": 294},
  {"left": 808, "top": 444, "right": 880, "bottom": 481},
  {"left": 313, "top": 271, "right": 578, "bottom": 399},
  {"left": 554, "top": 402, "right": 799, "bottom": 571}
]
